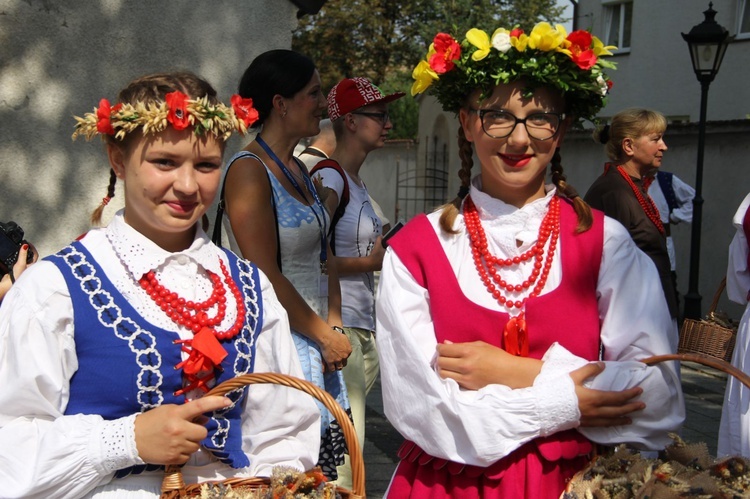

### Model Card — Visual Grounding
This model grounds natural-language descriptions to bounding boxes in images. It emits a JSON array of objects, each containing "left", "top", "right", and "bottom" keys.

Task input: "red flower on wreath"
[
  {"left": 96, "top": 99, "right": 120, "bottom": 135},
  {"left": 165, "top": 91, "right": 190, "bottom": 130},
  {"left": 510, "top": 28, "right": 525, "bottom": 39},
  {"left": 231, "top": 94, "right": 259, "bottom": 128},
  {"left": 429, "top": 33, "right": 461, "bottom": 74},
  {"left": 567, "top": 30, "right": 597, "bottom": 70}
]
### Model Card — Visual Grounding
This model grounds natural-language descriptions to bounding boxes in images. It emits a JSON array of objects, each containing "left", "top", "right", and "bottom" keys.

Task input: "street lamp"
[{"left": 682, "top": 2, "right": 733, "bottom": 320}]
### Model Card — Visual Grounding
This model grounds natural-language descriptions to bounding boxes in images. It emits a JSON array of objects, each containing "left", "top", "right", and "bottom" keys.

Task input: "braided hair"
[
  {"left": 550, "top": 148, "right": 592, "bottom": 233},
  {"left": 438, "top": 126, "right": 474, "bottom": 233}
]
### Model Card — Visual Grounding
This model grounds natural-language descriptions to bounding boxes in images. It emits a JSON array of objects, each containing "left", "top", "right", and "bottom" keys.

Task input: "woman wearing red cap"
[
  {"left": 312, "top": 77, "right": 404, "bottom": 488},
  {"left": 217, "top": 50, "right": 352, "bottom": 480},
  {"left": 376, "top": 25, "right": 684, "bottom": 498}
]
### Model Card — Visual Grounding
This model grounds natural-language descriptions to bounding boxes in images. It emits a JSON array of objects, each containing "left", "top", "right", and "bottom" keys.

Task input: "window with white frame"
[
  {"left": 603, "top": 1, "right": 633, "bottom": 50},
  {"left": 738, "top": 0, "right": 750, "bottom": 36}
]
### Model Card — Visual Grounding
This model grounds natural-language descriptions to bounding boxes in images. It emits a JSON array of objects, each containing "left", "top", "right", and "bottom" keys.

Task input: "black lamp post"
[{"left": 681, "top": 2, "right": 732, "bottom": 320}]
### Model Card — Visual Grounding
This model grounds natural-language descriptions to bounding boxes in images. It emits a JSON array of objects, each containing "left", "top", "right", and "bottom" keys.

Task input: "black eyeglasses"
[
  {"left": 469, "top": 109, "right": 565, "bottom": 140},
  {"left": 352, "top": 111, "right": 390, "bottom": 125}
]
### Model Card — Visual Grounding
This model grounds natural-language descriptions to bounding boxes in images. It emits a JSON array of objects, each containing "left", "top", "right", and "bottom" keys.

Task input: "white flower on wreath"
[
  {"left": 596, "top": 75, "right": 608, "bottom": 96},
  {"left": 491, "top": 29, "right": 512, "bottom": 53}
]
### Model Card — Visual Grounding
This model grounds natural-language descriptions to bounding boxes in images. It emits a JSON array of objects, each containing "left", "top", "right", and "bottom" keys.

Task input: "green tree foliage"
[{"left": 293, "top": 0, "right": 566, "bottom": 138}]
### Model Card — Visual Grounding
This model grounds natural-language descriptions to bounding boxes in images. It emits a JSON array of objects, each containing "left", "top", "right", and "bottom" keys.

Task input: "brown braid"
[
  {"left": 90, "top": 168, "right": 117, "bottom": 225},
  {"left": 439, "top": 126, "right": 474, "bottom": 233},
  {"left": 550, "top": 147, "right": 592, "bottom": 233}
]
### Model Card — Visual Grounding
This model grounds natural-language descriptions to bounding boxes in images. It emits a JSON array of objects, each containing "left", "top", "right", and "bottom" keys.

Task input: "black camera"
[{"left": 0, "top": 221, "right": 34, "bottom": 277}]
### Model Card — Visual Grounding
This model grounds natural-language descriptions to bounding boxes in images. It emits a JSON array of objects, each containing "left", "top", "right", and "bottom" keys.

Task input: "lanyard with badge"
[{"left": 256, "top": 136, "right": 330, "bottom": 297}]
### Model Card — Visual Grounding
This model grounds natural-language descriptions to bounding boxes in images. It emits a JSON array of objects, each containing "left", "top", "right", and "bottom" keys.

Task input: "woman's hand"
[
  {"left": 367, "top": 236, "right": 386, "bottom": 270},
  {"left": 571, "top": 363, "right": 645, "bottom": 427},
  {"left": 0, "top": 243, "right": 37, "bottom": 301},
  {"left": 318, "top": 328, "right": 352, "bottom": 372},
  {"left": 436, "top": 340, "right": 542, "bottom": 390},
  {"left": 134, "top": 396, "right": 232, "bottom": 464}
]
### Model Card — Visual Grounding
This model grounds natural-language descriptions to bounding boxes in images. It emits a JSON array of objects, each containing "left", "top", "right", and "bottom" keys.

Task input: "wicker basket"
[
  {"left": 678, "top": 278, "right": 738, "bottom": 362},
  {"left": 160, "top": 372, "right": 364, "bottom": 498}
]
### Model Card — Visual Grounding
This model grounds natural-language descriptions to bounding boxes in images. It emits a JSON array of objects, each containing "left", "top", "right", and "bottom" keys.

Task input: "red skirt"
[{"left": 387, "top": 432, "right": 591, "bottom": 499}]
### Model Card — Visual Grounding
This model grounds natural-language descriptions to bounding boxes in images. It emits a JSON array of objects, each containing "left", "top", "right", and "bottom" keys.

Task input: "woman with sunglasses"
[{"left": 376, "top": 25, "right": 684, "bottom": 498}]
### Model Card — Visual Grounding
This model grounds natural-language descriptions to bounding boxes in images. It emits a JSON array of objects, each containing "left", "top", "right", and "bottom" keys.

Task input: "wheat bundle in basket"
[
  {"left": 159, "top": 373, "right": 364, "bottom": 499},
  {"left": 563, "top": 353, "right": 750, "bottom": 498}
]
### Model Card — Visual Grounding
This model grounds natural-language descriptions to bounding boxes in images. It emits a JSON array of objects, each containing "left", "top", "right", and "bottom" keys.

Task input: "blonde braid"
[
  {"left": 439, "top": 126, "right": 474, "bottom": 234},
  {"left": 550, "top": 148, "right": 592, "bottom": 233},
  {"left": 90, "top": 168, "right": 117, "bottom": 226}
]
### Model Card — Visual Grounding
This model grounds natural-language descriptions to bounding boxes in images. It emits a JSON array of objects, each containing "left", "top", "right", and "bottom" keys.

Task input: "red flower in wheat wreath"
[
  {"left": 96, "top": 99, "right": 118, "bottom": 135},
  {"left": 429, "top": 33, "right": 461, "bottom": 74},
  {"left": 165, "top": 91, "right": 190, "bottom": 130},
  {"left": 231, "top": 94, "right": 259, "bottom": 128},
  {"left": 567, "top": 30, "right": 597, "bottom": 70}
]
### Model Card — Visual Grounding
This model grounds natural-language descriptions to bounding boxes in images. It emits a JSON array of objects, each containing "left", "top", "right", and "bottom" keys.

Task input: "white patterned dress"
[{"left": 223, "top": 151, "right": 351, "bottom": 479}]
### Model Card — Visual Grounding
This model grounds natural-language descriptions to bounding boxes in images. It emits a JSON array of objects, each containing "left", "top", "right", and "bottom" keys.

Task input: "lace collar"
[
  {"left": 466, "top": 175, "right": 555, "bottom": 223},
  {"left": 106, "top": 210, "right": 222, "bottom": 280}
]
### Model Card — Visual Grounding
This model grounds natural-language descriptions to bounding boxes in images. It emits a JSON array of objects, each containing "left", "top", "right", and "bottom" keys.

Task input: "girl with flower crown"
[
  {"left": 0, "top": 72, "right": 320, "bottom": 498},
  {"left": 377, "top": 23, "right": 684, "bottom": 498}
]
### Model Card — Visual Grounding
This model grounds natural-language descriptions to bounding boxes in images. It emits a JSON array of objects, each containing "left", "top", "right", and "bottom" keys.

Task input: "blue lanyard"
[{"left": 255, "top": 136, "right": 328, "bottom": 268}]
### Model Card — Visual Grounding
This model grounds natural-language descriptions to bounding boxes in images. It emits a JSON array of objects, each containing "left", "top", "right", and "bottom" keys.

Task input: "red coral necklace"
[
  {"left": 614, "top": 165, "right": 665, "bottom": 235},
  {"left": 463, "top": 195, "right": 560, "bottom": 357},
  {"left": 139, "top": 259, "right": 246, "bottom": 396}
]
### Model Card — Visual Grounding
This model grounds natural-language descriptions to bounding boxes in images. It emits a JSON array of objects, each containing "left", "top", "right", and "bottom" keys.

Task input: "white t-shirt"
[{"left": 315, "top": 166, "right": 382, "bottom": 331}]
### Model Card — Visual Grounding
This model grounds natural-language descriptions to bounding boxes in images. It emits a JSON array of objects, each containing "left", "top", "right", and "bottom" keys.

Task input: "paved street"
[{"left": 360, "top": 363, "right": 730, "bottom": 498}]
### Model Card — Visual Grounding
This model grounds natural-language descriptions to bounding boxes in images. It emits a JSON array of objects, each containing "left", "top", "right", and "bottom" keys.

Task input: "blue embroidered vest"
[{"left": 50, "top": 242, "right": 263, "bottom": 477}]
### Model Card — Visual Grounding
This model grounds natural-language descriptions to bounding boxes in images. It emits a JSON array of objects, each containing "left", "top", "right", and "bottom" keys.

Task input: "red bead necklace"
[
  {"left": 139, "top": 259, "right": 246, "bottom": 396},
  {"left": 614, "top": 165, "right": 665, "bottom": 235},
  {"left": 463, "top": 195, "right": 561, "bottom": 356}
]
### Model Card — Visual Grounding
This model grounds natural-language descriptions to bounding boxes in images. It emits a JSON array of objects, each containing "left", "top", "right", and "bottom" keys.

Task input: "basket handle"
[
  {"left": 161, "top": 372, "right": 365, "bottom": 498},
  {"left": 707, "top": 277, "right": 727, "bottom": 315},
  {"left": 641, "top": 352, "right": 750, "bottom": 389}
]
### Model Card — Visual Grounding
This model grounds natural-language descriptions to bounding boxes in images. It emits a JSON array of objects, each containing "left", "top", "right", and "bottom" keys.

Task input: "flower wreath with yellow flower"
[
  {"left": 411, "top": 22, "right": 617, "bottom": 122},
  {"left": 72, "top": 91, "right": 259, "bottom": 142}
]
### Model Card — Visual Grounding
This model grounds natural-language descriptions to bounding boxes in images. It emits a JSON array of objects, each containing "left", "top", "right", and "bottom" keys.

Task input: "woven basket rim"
[{"left": 160, "top": 372, "right": 365, "bottom": 498}]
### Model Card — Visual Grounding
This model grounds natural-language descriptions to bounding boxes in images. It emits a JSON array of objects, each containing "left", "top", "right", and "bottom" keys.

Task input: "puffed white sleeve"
[
  {"left": 726, "top": 194, "right": 750, "bottom": 305},
  {"left": 376, "top": 249, "right": 581, "bottom": 467},
  {"left": 0, "top": 261, "right": 143, "bottom": 499},
  {"left": 241, "top": 269, "right": 321, "bottom": 476},
  {"left": 669, "top": 175, "right": 695, "bottom": 225},
  {"left": 575, "top": 218, "right": 685, "bottom": 449}
]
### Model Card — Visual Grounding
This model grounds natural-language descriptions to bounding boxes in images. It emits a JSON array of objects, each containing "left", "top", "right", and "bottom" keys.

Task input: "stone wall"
[{"left": 0, "top": 0, "right": 298, "bottom": 255}]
